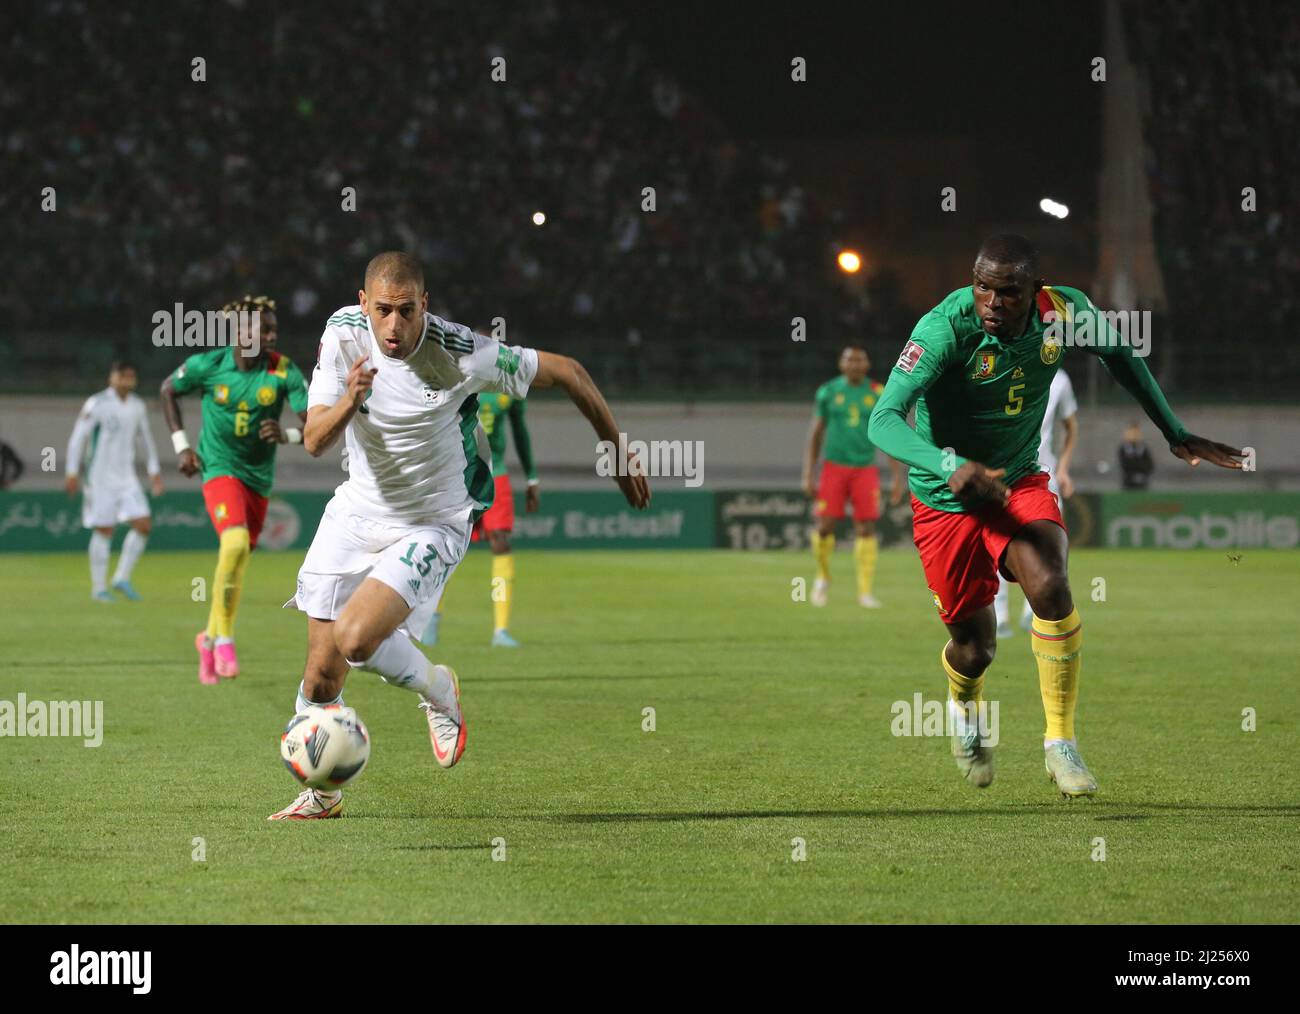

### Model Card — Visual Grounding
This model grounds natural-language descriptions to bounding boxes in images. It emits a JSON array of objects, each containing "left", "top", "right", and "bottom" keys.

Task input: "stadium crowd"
[
  {"left": 5, "top": 0, "right": 856, "bottom": 369},
  {"left": 1123, "top": 0, "right": 1300, "bottom": 392},
  {"left": 5, "top": 1, "right": 1296, "bottom": 397}
]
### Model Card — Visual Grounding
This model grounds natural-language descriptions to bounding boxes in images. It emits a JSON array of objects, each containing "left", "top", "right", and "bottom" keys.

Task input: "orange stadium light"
[{"left": 836, "top": 249, "right": 862, "bottom": 274}]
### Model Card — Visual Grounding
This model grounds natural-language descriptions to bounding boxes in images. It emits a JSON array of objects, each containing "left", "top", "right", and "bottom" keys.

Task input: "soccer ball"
[{"left": 280, "top": 705, "right": 371, "bottom": 789}]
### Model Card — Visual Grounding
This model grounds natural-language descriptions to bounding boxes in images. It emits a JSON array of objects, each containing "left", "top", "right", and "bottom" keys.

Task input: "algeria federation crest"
[{"left": 1040, "top": 338, "right": 1062, "bottom": 365}]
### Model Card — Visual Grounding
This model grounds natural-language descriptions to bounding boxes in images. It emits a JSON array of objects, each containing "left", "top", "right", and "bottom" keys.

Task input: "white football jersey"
[
  {"left": 66, "top": 389, "right": 159, "bottom": 491},
  {"left": 309, "top": 306, "right": 539, "bottom": 525},
  {"left": 1037, "top": 369, "right": 1078, "bottom": 475}
]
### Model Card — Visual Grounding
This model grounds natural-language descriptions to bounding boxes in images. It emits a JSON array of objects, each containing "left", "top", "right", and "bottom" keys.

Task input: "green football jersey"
[
  {"left": 170, "top": 348, "right": 309, "bottom": 496},
  {"left": 815, "top": 376, "right": 884, "bottom": 467},
  {"left": 477, "top": 392, "right": 537, "bottom": 481},
  {"left": 870, "top": 284, "right": 1189, "bottom": 512}
]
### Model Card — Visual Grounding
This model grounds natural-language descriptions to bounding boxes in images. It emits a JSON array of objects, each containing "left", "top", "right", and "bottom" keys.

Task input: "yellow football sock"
[
  {"left": 206, "top": 526, "right": 251, "bottom": 640},
  {"left": 941, "top": 642, "right": 984, "bottom": 704},
  {"left": 491, "top": 553, "right": 514, "bottom": 632},
  {"left": 854, "top": 535, "right": 878, "bottom": 598},
  {"left": 812, "top": 532, "right": 835, "bottom": 582},
  {"left": 1031, "top": 607, "right": 1082, "bottom": 741}
]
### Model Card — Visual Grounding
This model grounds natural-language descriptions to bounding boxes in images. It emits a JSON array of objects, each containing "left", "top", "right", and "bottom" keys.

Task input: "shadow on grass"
[
  {"left": 389, "top": 843, "right": 495, "bottom": 851},
  {"left": 548, "top": 802, "right": 1300, "bottom": 823}
]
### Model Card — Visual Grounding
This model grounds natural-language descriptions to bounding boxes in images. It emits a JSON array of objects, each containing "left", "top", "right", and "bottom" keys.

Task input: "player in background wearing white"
[
  {"left": 269, "top": 252, "right": 650, "bottom": 820},
  {"left": 993, "top": 367, "right": 1078, "bottom": 638},
  {"left": 65, "top": 361, "right": 163, "bottom": 601}
]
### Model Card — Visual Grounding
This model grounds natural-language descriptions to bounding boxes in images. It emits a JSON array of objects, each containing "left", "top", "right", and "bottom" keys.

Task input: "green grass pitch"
[{"left": 0, "top": 546, "right": 1295, "bottom": 923}]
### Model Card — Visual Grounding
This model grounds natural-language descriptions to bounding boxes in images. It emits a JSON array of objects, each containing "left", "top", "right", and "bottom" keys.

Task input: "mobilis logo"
[{"left": 1108, "top": 512, "right": 1299, "bottom": 549}]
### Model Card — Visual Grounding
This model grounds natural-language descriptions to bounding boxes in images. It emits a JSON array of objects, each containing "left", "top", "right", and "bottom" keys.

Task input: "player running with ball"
[
  {"left": 868, "top": 234, "right": 1244, "bottom": 797},
  {"left": 269, "top": 252, "right": 649, "bottom": 820}
]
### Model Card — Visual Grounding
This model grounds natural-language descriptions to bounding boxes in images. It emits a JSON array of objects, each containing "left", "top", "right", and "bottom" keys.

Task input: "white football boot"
[
  {"left": 267, "top": 788, "right": 343, "bottom": 821},
  {"left": 418, "top": 664, "right": 466, "bottom": 769}
]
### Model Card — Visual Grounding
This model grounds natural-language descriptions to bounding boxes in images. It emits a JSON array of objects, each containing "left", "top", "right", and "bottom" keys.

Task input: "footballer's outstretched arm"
[
  {"left": 530, "top": 351, "right": 650, "bottom": 509},
  {"left": 1094, "top": 351, "right": 1244, "bottom": 468},
  {"left": 304, "top": 355, "right": 377, "bottom": 457},
  {"left": 1067, "top": 287, "right": 1245, "bottom": 470}
]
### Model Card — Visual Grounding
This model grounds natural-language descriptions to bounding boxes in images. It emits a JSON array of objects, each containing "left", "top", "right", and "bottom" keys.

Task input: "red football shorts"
[
  {"left": 911, "top": 471, "right": 1064, "bottom": 623},
  {"left": 202, "top": 475, "right": 270, "bottom": 549},
  {"left": 815, "top": 462, "right": 880, "bottom": 521},
  {"left": 472, "top": 474, "right": 515, "bottom": 541}
]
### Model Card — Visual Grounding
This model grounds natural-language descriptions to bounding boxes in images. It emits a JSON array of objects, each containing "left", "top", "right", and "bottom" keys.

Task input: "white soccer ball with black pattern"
[{"left": 280, "top": 705, "right": 371, "bottom": 789}]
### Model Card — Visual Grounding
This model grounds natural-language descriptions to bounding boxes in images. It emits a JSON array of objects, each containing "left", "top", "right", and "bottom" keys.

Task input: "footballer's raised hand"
[
  {"left": 346, "top": 354, "right": 378, "bottom": 407},
  {"left": 525, "top": 482, "right": 541, "bottom": 513},
  {"left": 948, "top": 461, "right": 1009, "bottom": 507},
  {"left": 1173, "top": 435, "right": 1246, "bottom": 469}
]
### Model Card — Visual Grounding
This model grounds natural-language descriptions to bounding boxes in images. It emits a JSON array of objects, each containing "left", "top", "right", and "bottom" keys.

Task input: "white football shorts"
[
  {"left": 82, "top": 482, "right": 150, "bottom": 529},
  {"left": 289, "top": 494, "right": 470, "bottom": 638}
]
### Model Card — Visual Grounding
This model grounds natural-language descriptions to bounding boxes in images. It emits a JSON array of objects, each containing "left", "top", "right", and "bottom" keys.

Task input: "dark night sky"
[
  {"left": 624, "top": 1, "right": 1104, "bottom": 141},
  {"left": 623, "top": 1, "right": 1108, "bottom": 274}
]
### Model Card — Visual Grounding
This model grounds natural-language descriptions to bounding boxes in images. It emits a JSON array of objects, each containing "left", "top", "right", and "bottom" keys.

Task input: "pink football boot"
[
  {"left": 195, "top": 632, "right": 218, "bottom": 685},
  {"left": 214, "top": 641, "right": 239, "bottom": 679}
]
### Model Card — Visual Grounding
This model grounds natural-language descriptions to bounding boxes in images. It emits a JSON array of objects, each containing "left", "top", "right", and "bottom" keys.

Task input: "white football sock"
[
  {"left": 1044, "top": 737, "right": 1077, "bottom": 750},
  {"left": 89, "top": 532, "right": 111, "bottom": 594},
  {"left": 112, "top": 529, "right": 147, "bottom": 583},
  {"left": 295, "top": 679, "right": 343, "bottom": 715},
  {"left": 349, "top": 630, "right": 453, "bottom": 708}
]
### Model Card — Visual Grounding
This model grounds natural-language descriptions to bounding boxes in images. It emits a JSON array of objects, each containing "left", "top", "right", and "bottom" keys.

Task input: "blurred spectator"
[{"left": 1118, "top": 422, "right": 1154, "bottom": 490}]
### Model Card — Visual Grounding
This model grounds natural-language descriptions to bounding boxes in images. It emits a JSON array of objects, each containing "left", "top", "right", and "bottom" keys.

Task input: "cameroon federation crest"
[
  {"left": 1040, "top": 338, "right": 1062, "bottom": 365},
  {"left": 257, "top": 385, "right": 276, "bottom": 406},
  {"left": 972, "top": 352, "right": 997, "bottom": 379},
  {"left": 214, "top": 384, "right": 229, "bottom": 404}
]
